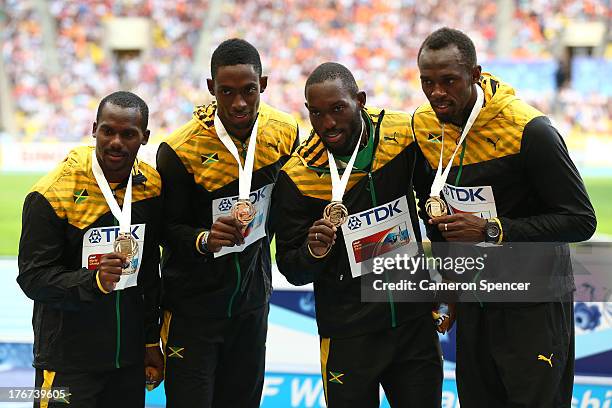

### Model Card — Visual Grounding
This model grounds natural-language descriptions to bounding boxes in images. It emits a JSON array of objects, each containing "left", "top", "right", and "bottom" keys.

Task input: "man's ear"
[
  {"left": 356, "top": 90, "right": 367, "bottom": 109},
  {"left": 142, "top": 130, "right": 150, "bottom": 146},
  {"left": 259, "top": 76, "right": 268, "bottom": 93},
  {"left": 207, "top": 78, "right": 215, "bottom": 96},
  {"left": 472, "top": 65, "right": 482, "bottom": 84},
  {"left": 92, "top": 122, "right": 97, "bottom": 138}
]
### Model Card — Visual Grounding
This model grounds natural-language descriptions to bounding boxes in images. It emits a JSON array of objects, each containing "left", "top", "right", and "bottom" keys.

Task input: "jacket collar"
[{"left": 295, "top": 108, "right": 384, "bottom": 169}]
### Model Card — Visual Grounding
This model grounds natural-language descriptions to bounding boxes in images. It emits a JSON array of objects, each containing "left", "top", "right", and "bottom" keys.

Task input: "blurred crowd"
[
  {"left": 514, "top": 0, "right": 610, "bottom": 57},
  {"left": 1, "top": 0, "right": 610, "bottom": 142},
  {"left": 2, "top": 0, "right": 209, "bottom": 141}
]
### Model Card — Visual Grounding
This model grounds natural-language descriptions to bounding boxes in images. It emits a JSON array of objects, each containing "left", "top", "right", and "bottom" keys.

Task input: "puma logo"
[
  {"left": 266, "top": 141, "right": 280, "bottom": 152},
  {"left": 537, "top": 353, "right": 553, "bottom": 368},
  {"left": 486, "top": 137, "right": 500, "bottom": 150},
  {"left": 384, "top": 132, "right": 399, "bottom": 144}
]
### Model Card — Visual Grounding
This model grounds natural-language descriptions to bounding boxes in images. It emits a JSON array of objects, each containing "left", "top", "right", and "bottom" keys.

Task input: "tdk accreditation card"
[
  {"left": 442, "top": 183, "right": 498, "bottom": 219},
  {"left": 212, "top": 183, "right": 273, "bottom": 258},
  {"left": 82, "top": 223, "right": 146, "bottom": 290},
  {"left": 341, "top": 196, "right": 417, "bottom": 278}
]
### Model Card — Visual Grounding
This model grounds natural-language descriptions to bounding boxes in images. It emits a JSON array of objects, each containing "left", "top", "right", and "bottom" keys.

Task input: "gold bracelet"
[
  {"left": 195, "top": 230, "right": 210, "bottom": 254},
  {"left": 491, "top": 217, "right": 503, "bottom": 244},
  {"left": 307, "top": 242, "right": 331, "bottom": 259},
  {"left": 96, "top": 271, "right": 110, "bottom": 294}
]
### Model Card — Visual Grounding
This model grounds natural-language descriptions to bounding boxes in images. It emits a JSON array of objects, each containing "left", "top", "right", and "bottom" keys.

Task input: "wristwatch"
[{"left": 484, "top": 217, "right": 502, "bottom": 244}]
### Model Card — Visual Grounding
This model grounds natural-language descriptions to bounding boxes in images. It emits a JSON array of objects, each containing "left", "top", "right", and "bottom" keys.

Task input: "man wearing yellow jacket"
[
  {"left": 413, "top": 27, "right": 596, "bottom": 407},
  {"left": 156, "top": 39, "right": 299, "bottom": 407},
  {"left": 18, "top": 91, "right": 163, "bottom": 407},
  {"left": 274, "top": 62, "right": 442, "bottom": 407}
]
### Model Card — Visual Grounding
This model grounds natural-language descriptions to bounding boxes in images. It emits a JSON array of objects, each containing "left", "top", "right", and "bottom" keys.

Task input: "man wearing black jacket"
[
  {"left": 156, "top": 39, "right": 299, "bottom": 407},
  {"left": 274, "top": 62, "right": 442, "bottom": 408},
  {"left": 413, "top": 27, "right": 596, "bottom": 407},
  {"left": 18, "top": 91, "right": 163, "bottom": 407}
]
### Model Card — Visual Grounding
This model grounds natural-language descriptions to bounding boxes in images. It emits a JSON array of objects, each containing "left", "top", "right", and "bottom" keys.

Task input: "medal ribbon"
[
  {"left": 91, "top": 149, "right": 132, "bottom": 234},
  {"left": 327, "top": 118, "right": 364, "bottom": 202},
  {"left": 214, "top": 111, "right": 259, "bottom": 201},
  {"left": 430, "top": 85, "right": 484, "bottom": 197}
]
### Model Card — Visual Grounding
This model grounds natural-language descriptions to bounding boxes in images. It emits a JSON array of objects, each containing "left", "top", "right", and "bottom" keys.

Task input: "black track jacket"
[{"left": 18, "top": 146, "right": 162, "bottom": 372}]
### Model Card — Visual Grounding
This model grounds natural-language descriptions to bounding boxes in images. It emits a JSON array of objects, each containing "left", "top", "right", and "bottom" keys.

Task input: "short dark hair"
[
  {"left": 418, "top": 27, "right": 477, "bottom": 68},
  {"left": 96, "top": 91, "right": 149, "bottom": 131},
  {"left": 210, "top": 38, "right": 262, "bottom": 79},
  {"left": 305, "top": 62, "right": 359, "bottom": 96}
]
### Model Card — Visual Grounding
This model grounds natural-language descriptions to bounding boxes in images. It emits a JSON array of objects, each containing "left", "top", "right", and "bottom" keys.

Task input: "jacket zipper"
[
  {"left": 454, "top": 140, "right": 484, "bottom": 307},
  {"left": 226, "top": 141, "right": 247, "bottom": 318},
  {"left": 111, "top": 190, "right": 122, "bottom": 368},
  {"left": 115, "top": 292, "right": 121, "bottom": 368},
  {"left": 227, "top": 254, "right": 242, "bottom": 318},
  {"left": 306, "top": 112, "right": 397, "bottom": 326},
  {"left": 367, "top": 172, "right": 397, "bottom": 328}
]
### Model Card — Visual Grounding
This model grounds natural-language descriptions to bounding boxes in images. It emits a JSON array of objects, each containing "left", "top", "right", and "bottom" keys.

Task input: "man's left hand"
[
  {"left": 429, "top": 214, "right": 487, "bottom": 242},
  {"left": 144, "top": 345, "right": 164, "bottom": 390}
]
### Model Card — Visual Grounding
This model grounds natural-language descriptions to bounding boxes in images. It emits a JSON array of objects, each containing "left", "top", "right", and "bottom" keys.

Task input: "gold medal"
[
  {"left": 113, "top": 232, "right": 139, "bottom": 275},
  {"left": 425, "top": 196, "right": 448, "bottom": 218},
  {"left": 323, "top": 201, "right": 349, "bottom": 227},
  {"left": 432, "top": 311, "right": 451, "bottom": 334},
  {"left": 232, "top": 199, "right": 257, "bottom": 226}
]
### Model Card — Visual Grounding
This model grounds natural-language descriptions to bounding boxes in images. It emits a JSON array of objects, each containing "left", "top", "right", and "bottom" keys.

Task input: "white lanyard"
[
  {"left": 214, "top": 111, "right": 259, "bottom": 200},
  {"left": 430, "top": 85, "right": 484, "bottom": 197},
  {"left": 91, "top": 150, "right": 133, "bottom": 233},
  {"left": 327, "top": 118, "right": 364, "bottom": 202}
]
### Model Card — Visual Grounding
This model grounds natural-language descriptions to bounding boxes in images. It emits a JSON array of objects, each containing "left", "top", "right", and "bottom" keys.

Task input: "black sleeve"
[
  {"left": 272, "top": 171, "right": 330, "bottom": 286},
  {"left": 500, "top": 116, "right": 596, "bottom": 242},
  {"left": 17, "top": 192, "right": 100, "bottom": 308},
  {"left": 156, "top": 142, "right": 210, "bottom": 260},
  {"left": 269, "top": 125, "right": 300, "bottom": 238},
  {"left": 140, "top": 196, "right": 162, "bottom": 344}
]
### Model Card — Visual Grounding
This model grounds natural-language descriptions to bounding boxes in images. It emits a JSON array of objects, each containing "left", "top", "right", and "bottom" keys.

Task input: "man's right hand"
[
  {"left": 307, "top": 219, "right": 337, "bottom": 257},
  {"left": 207, "top": 216, "right": 245, "bottom": 253},
  {"left": 97, "top": 252, "right": 126, "bottom": 292}
]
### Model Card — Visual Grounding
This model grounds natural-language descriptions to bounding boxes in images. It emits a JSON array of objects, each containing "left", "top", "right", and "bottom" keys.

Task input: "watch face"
[{"left": 486, "top": 222, "right": 500, "bottom": 239}]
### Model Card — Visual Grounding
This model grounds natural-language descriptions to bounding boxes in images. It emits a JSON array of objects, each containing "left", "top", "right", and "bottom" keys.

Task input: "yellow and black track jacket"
[
  {"left": 156, "top": 102, "right": 299, "bottom": 319},
  {"left": 273, "top": 108, "right": 434, "bottom": 338},
  {"left": 412, "top": 73, "right": 596, "bottom": 299},
  {"left": 18, "top": 146, "right": 162, "bottom": 372}
]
